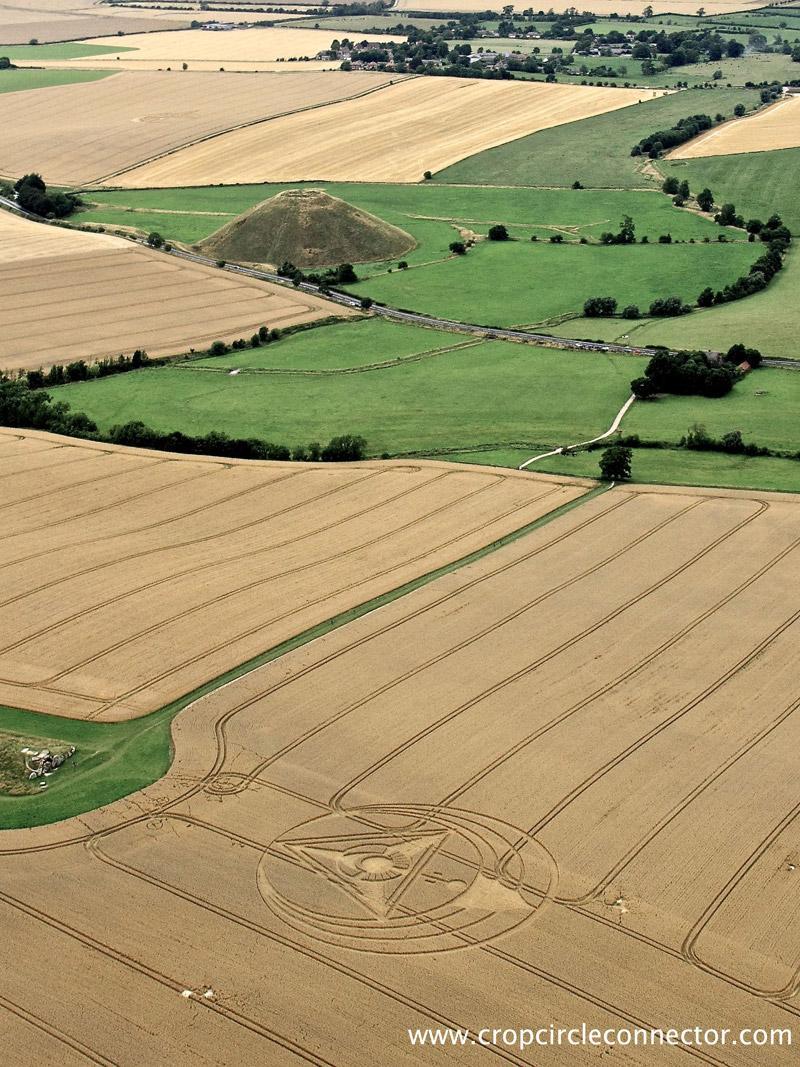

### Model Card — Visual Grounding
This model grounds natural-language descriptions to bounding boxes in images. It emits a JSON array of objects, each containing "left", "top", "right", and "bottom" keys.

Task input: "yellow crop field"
[
  {"left": 23, "top": 26, "right": 406, "bottom": 71},
  {"left": 0, "top": 211, "right": 341, "bottom": 370},
  {"left": 113, "top": 77, "right": 665, "bottom": 187},
  {"left": 0, "top": 430, "right": 586, "bottom": 720},
  {"left": 0, "top": 69, "right": 403, "bottom": 185},
  {"left": 1, "top": 475, "right": 799, "bottom": 1064},
  {"left": 0, "top": 0, "right": 190, "bottom": 43},
  {"left": 671, "top": 94, "right": 800, "bottom": 159}
]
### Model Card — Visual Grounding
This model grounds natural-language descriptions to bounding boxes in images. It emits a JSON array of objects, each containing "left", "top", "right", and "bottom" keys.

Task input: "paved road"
[{"left": 1, "top": 196, "right": 795, "bottom": 369}]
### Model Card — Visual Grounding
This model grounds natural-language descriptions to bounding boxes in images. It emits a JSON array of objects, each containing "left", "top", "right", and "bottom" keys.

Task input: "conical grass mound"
[{"left": 198, "top": 188, "right": 415, "bottom": 269}]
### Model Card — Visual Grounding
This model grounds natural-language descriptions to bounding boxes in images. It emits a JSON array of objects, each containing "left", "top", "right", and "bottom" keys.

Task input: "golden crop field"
[
  {"left": 0, "top": 69, "right": 402, "bottom": 185},
  {"left": 671, "top": 94, "right": 800, "bottom": 159},
  {"left": 394, "top": 0, "right": 768, "bottom": 12},
  {"left": 23, "top": 26, "right": 406, "bottom": 71},
  {"left": 0, "top": 430, "right": 586, "bottom": 721},
  {"left": 113, "top": 77, "right": 665, "bottom": 187},
  {"left": 0, "top": 211, "right": 340, "bottom": 370},
  {"left": 0, "top": 0, "right": 189, "bottom": 42},
  {"left": 1, "top": 475, "right": 799, "bottom": 1064}
]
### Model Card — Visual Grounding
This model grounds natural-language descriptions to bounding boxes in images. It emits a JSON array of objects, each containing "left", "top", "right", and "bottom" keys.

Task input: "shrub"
[{"left": 583, "top": 296, "right": 617, "bottom": 317}]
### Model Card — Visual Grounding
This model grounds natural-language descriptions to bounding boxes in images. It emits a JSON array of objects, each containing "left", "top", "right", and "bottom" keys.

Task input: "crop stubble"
[{"left": 1, "top": 471, "right": 799, "bottom": 1063}]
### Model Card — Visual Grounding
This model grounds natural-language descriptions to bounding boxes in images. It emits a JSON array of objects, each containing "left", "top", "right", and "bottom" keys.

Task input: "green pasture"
[
  {"left": 0, "top": 703, "right": 173, "bottom": 829},
  {"left": 545, "top": 244, "right": 800, "bottom": 362},
  {"left": 0, "top": 42, "right": 135, "bottom": 59},
  {"left": 189, "top": 317, "right": 462, "bottom": 370},
  {"left": 0, "top": 68, "right": 112, "bottom": 93},
  {"left": 661, "top": 149, "right": 800, "bottom": 235},
  {"left": 46, "top": 336, "right": 638, "bottom": 455},
  {"left": 624, "top": 366, "right": 800, "bottom": 453},
  {"left": 436, "top": 87, "right": 762, "bottom": 187},
  {"left": 350, "top": 240, "right": 757, "bottom": 328}
]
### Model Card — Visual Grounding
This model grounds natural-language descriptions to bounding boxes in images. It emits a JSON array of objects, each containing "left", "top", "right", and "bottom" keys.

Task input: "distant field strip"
[
  {"left": 671, "top": 95, "right": 800, "bottom": 158},
  {"left": 393, "top": 0, "right": 769, "bottom": 12},
  {"left": 0, "top": 70, "right": 402, "bottom": 185},
  {"left": 0, "top": 429, "right": 589, "bottom": 720},
  {"left": 25, "top": 26, "right": 405, "bottom": 71},
  {"left": 112, "top": 78, "right": 665, "bottom": 186},
  {"left": 0, "top": 210, "right": 340, "bottom": 369}
]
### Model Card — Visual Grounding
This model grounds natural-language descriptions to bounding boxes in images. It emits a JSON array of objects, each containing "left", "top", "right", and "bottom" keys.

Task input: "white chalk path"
[{"left": 518, "top": 394, "right": 636, "bottom": 470}]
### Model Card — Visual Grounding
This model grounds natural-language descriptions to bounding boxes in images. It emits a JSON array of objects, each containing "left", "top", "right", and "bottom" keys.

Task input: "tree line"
[{"left": 0, "top": 377, "right": 368, "bottom": 463}]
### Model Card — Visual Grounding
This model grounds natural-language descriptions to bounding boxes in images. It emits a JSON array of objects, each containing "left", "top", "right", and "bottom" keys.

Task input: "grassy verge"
[
  {"left": 445, "top": 447, "right": 800, "bottom": 493},
  {"left": 0, "top": 482, "right": 605, "bottom": 828}
]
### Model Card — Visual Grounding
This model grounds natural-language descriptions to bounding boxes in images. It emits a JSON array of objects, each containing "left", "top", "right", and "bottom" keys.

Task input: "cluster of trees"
[
  {"left": 681, "top": 423, "right": 770, "bottom": 456},
  {"left": 0, "top": 378, "right": 97, "bottom": 438},
  {"left": 631, "top": 114, "right": 715, "bottom": 158},
  {"left": 12, "top": 173, "right": 81, "bottom": 219},
  {"left": 631, "top": 349, "right": 741, "bottom": 399},
  {"left": 584, "top": 294, "right": 691, "bottom": 318},
  {"left": 599, "top": 445, "right": 632, "bottom": 482},
  {"left": 600, "top": 215, "right": 636, "bottom": 245},
  {"left": 0, "top": 376, "right": 369, "bottom": 463},
  {"left": 278, "top": 260, "right": 358, "bottom": 288}
]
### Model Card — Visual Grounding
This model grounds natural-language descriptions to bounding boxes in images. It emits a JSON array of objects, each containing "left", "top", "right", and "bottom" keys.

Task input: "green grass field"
[
  {"left": 445, "top": 446, "right": 800, "bottom": 493},
  {"left": 0, "top": 703, "right": 172, "bottom": 829},
  {"left": 190, "top": 318, "right": 465, "bottom": 370},
  {"left": 351, "top": 240, "right": 757, "bottom": 328},
  {"left": 624, "top": 366, "right": 800, "bottom": 453},
  {"left": 47, "top": 335, "right": 638, "bottom": 455},
  {"left": 83, "top": 183, "right": 755, "bottom": 323},
  {"left": 84, "top": 183, "right": 728, "bottom": 248},
  {"left": 545, "top": 244, "right": 800, "bottom": 361},
  {"left": 0, "top": 42, "right": 135, "bottom": 59},
  {"left": 661, "top": 150, "right": 800, "bottom": 235},
  {"left": 0, "top": 68, "right": 112, "bottom": 93},
  {"left": 436, "top": 88, "right": 762, "bottom": 188}
]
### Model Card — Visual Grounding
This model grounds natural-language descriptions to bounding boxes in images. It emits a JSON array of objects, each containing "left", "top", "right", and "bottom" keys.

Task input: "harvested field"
[
  {"left": 670, "top": 94, "right": 800, "bottom": 158},
  {"left": 27, "top": 26, "right": 406, "bottom": 70},
  {"left": 0, "top": 428, "right": 588, "bottom": 721},
  {"left": 0, "top": 69, "right": 403, "bottom": 184},
  {"left": 0, "top": 0, "right": 190, "bottom": 42},
  {"left": 1, "top": 478, "right": 799, "bottom": 1064},
  {"left": 394, "top": 0, "right": 768, "bottom": 11},
  {"left": 0, "top": 210, "right": 341, "bottom": 369},
  {"left": 112, "top": 77, "right": 665, "bottom": 186}
]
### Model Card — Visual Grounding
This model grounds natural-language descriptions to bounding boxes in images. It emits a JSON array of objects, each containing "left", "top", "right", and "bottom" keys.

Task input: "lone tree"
[
  {"left": 599, "top": 445, "right": 632, "bottom": 482},
  {"left": 488, "top": 224, "right": 509, "bottom": 241}
]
